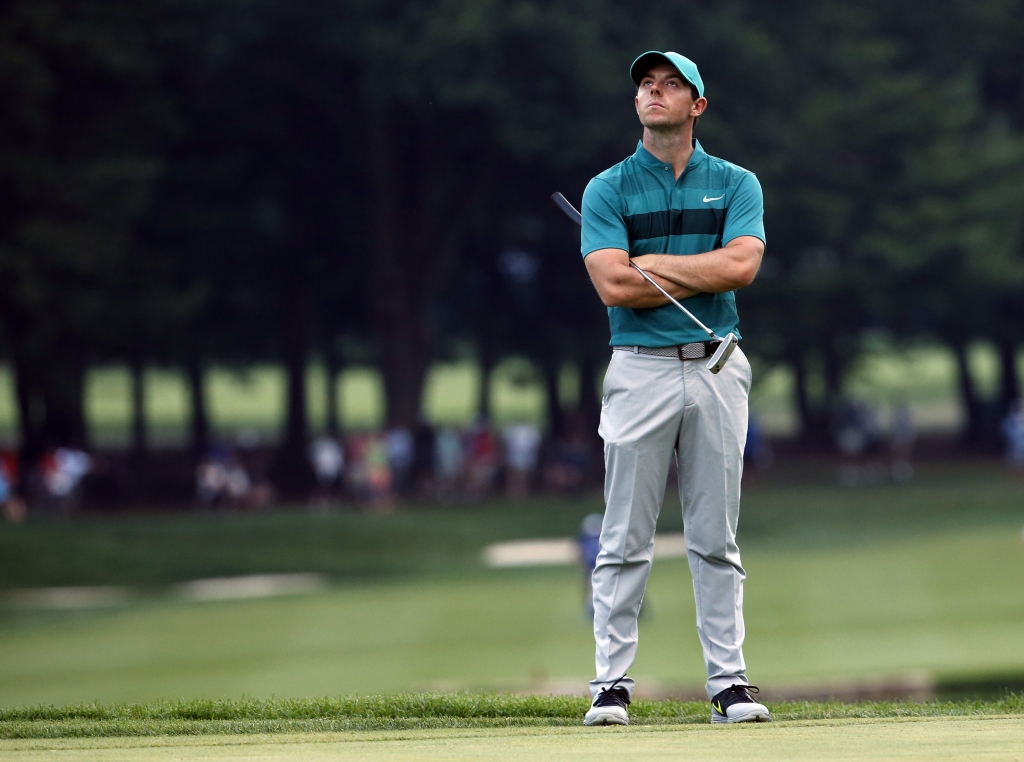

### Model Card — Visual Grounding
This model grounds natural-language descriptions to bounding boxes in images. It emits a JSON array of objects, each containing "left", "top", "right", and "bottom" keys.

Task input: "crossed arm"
[{"left": 582, "top": 236, "right": 765, "bottom": 308}]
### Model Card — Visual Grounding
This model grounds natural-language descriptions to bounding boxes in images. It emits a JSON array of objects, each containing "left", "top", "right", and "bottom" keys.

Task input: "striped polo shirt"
[{"left": 581, "top": 139, "right": 765, "bottom": 347}]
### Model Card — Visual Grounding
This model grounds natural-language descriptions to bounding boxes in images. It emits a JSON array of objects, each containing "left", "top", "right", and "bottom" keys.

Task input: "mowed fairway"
[
  {"left": 3, "top": 718, "right": 1024, "bottom": 761},
  {"left": 3, "top": 469, "right": 1024, "bottom": 709},
  {"left": 2, "top": 522, "right": 1024, "bottom": 707},
  {"left": 3, "top": 473, "right": 1024, "bottom": 760}
]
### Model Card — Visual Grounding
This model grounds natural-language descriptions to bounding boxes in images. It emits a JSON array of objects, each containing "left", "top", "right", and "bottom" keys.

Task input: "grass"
[
  {"left": 1, "top": 524, "right": 1023, "bottom": 707},
  {"left": 5, "top": 720, "right": 1024, "bottom": 761},
  {"left": 2, "top": 698, "right": 1024, "bottom": 762},
  {"left": 0, "top": 463, "right": 1020, "bottom": 588},
  {"left": 0, "top": 405, "right": 1021, "bottom": 760},
  {"left": 0, "top": 497, "right": 604, "bottom": 588},
  {"left": 1, "top": 467, "right": 1023, "bottom": 710},
  {"left": 2, "top": 694, "right": 1023, "bottom": 738}
]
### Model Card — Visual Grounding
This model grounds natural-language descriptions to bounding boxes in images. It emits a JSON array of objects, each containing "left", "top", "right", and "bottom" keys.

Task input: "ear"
[{"left": 692, "top": 97, "right": 708, "bottom": 117}]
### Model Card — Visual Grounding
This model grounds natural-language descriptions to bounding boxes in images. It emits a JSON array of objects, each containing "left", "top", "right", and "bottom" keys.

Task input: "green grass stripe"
[{"left": 2, "top": 694, "right": 1023, "bottom": 738}]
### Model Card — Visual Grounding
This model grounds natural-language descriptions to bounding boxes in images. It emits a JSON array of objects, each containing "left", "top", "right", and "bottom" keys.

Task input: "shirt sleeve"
[
  {"left": 722, "top": 172, "right": 766, "bottom": 246},
  {"left": 581, "top": 177, "right": 630, "bottom": 257}
]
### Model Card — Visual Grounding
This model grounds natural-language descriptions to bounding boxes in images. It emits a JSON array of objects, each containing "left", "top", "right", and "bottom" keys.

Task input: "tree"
[{"left": 0, "top": 0, "right": 170, "bottom": 452}]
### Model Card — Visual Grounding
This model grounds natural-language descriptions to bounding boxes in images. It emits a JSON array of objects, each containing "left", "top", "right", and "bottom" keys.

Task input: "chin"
[{"left": 642, "top": 116, "right": 682, "bottom": 129}]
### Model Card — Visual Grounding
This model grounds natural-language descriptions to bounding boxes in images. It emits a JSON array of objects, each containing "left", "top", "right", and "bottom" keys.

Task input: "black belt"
[{"left": 612, "top": 341, "right": 723, "bottom": 360}]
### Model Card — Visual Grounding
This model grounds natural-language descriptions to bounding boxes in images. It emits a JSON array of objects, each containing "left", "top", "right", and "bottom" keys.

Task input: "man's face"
[{"left": 635, "top": 63, "right": 706, "bottom": 129}]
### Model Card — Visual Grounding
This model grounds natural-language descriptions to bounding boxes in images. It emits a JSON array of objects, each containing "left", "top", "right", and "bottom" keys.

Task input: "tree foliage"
[{"left": 1, "top": 0, "right": 1023, "bottom": 463}]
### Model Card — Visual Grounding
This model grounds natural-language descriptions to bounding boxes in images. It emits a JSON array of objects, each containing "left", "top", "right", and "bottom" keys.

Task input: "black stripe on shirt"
[{"left": 624, "top": 208, "right": 725, "bottom": 241}]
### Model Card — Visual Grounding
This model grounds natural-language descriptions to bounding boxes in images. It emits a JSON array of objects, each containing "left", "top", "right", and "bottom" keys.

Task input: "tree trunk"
[
  {"left": 326, "top": 350, "right": 341, "bottom": 437},
  {"left": 997, "top": 340, "right": 1019, "bottom": 413},
  {"left": 790, "top": 350, "right": 813, "bottom": 441},
  {"left": 187, "top": 356, "right": 208, "bottom": 458},
  {"left": 823, "top": 341, "right": 845, "bottom": 411},
  {"left": 366, "top": 114, "right": 431, "bottom": 430},
  {"left": 577, "top": 355, "right": 605, "bottom": 486},
  {"left": 578, "top": 356, "right": 602, "bottom": 439},
  {"left": 13, "top": 354, "right": 41, "bottom": 456},
  {"left": 381, "top": 348, "right": 428, "bottom": 429},
  {"left": 130, "top": 356, "right": 146, "bottom": 455},
  {"left": 952, "top": 341, "right": 984, "bottom": 447},
  {"left": 362, "top": 102, "right": 490, "bottom": 431},
  {"left": 41, "top": 354, "right": 86, "bottom": 448},
  {"left": 283, "top": 337, "right": 308, "bottom": 455},
  {"left": 275, "top": 293, "right": 315, "bottom": 497},
  {"left": 478, "top": 346, "right": 495, "bottom": 422},
  {"left": 543, "top": 360, "right": 564, "bottom": 439}
]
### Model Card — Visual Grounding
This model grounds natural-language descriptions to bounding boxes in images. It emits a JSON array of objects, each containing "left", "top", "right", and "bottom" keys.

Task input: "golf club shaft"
[
  {"left": 627, "top": 261, "right": 716, "bottom": 339},
  {"left": 551, "top": 192, "right": 582, "bottom": 225},
  {"left": 550, "top": 192, "right": 717, "bottom": 340}
]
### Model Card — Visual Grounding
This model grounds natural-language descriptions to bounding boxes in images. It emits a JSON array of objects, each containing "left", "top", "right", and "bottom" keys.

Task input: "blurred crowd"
[
  {"left": 195, "top": 438, "right": 277, "bottom": 509},
  {"left": 823, "top": 397, "right": 1024, "bottom": 485},
  {"left": 182, "top": 399, "right": 1024, "bottom": 511},
  {"left": 1001, "top": 399, "right": 1024, "bottom": 470},
  {"left": 0, "top": 446, "right": 95, "bottom": 522},
  {"left": 831, "top": 400, "right": 918, "bottom": 486},
  {"left": 5, "top": 398, "right": 1024, "bottom": 523},
  {"left": 194, "top": 415, "right": 595, "bottom": 512}
]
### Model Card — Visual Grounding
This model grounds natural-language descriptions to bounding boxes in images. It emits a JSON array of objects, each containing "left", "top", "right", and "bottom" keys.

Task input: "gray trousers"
[{"left": 589, "top": 347, "right": 751, "bottom": 701}]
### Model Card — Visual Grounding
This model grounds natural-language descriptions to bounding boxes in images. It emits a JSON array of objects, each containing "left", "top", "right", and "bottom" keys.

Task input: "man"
[{"left": 580, "top": 51, "right": 771, "bottom": 726}]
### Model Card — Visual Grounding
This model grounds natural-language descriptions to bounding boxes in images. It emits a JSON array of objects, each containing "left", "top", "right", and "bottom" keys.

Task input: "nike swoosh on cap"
[{"left": 703, "top": 194, "right": 724, "bottom": 202}]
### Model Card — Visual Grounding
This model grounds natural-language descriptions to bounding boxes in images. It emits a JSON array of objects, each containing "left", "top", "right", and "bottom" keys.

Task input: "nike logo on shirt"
[{"left": 703, "top": 194, "right": 725, "bottom": 202}]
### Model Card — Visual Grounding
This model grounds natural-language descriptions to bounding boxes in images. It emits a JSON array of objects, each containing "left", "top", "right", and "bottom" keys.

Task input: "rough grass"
[
  {"left": 1, "top": 463, "right": 1020, "bottom": 589},
  {"left": 2, "top": 694, "right": 1023, "bottom": 739},
  {"left": 0, "top": 499, "right": 604, "bottom": 589}
]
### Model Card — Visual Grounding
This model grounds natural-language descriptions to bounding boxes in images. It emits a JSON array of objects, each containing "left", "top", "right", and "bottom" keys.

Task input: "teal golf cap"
[{"left": 630, "top": 51, "right": 704, "bottom": 97}]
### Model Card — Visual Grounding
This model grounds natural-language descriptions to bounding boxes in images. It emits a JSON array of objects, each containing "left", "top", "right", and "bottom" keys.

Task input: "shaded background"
[{"left": 1, "top": 0, "right": 1024, "bottom": 709}]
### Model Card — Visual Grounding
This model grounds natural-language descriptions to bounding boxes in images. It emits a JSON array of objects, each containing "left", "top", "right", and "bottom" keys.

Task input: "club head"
[{"left": 706, "top": 333, "right": 738, "bottom": 374}]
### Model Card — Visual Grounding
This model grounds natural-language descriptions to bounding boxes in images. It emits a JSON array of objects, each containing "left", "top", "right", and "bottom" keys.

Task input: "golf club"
[{"left": 550, "top": 192, "right": 737, "bottom": 373}]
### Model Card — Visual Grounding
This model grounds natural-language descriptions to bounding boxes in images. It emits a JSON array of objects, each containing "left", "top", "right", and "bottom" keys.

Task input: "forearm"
[
  {"left": 633, "top": 238, "right": 763, "bottom": 293},
  {"left": 587, "top": 259, "right": 699, "bottom": 308}
]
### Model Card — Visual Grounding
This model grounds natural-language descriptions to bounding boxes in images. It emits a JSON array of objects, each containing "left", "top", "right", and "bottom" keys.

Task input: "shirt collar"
[{"left": 633, "top": 139, "right": 706, "bottom": 172}]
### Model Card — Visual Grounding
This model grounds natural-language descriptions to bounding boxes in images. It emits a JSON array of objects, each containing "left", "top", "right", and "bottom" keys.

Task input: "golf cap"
[{"left": 630, "top": 51, "right": 704, "bottom": 98}]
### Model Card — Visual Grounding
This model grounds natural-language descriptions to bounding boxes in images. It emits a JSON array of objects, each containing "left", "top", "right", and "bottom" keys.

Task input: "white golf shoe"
[
  {"left": 710, "top": 684, "right": 772, "bottom": 724},
  {"left": 584, "top": 683, "right": 631, "bottom": 726}
]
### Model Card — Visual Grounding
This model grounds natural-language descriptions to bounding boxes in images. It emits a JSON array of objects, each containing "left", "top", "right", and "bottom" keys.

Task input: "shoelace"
[
  {"left": 593, "top": 678, "right": 631, "bottom": 707},
  {"left": 713, "top": 684, "right": 761, "bottom": 715}
]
